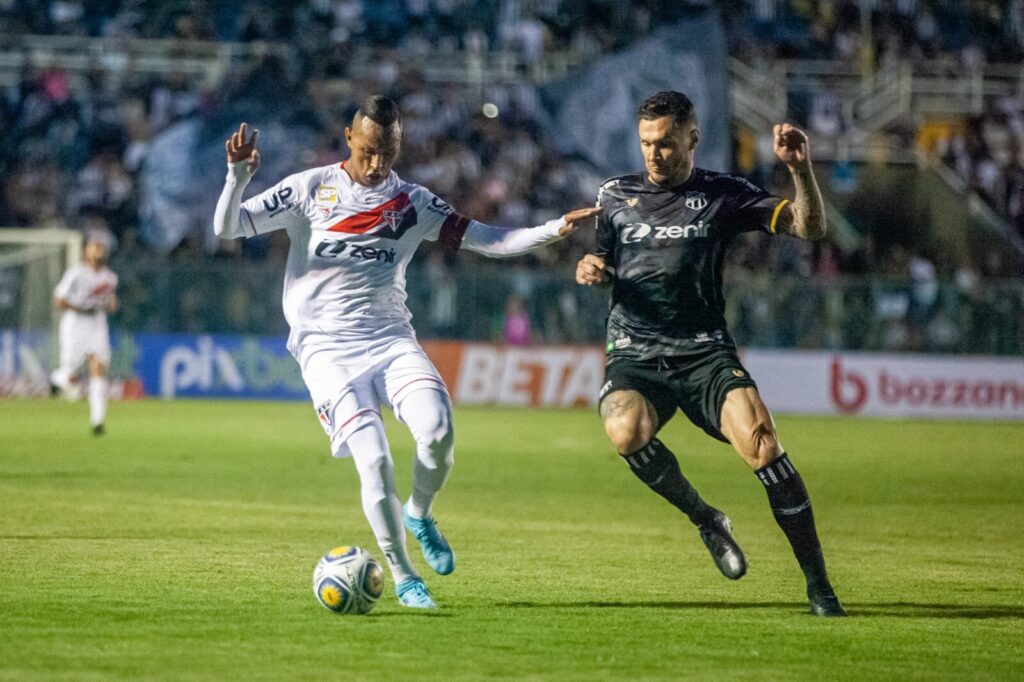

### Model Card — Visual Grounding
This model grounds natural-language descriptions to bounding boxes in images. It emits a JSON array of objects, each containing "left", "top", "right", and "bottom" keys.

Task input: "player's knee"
[
  {"left": 746, "top": 420, "right": 781, "bottom": 468},
  {"left": 412, "top": 409, "right": 454, "bottom": 461},
  {"left": 604, "top": 415, "right": 653, "bottom": 456}
]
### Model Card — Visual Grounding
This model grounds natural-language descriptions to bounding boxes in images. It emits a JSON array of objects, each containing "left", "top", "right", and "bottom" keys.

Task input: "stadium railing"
[{"left": 104, "top": 261, "right": 1024, "bottom": 356}]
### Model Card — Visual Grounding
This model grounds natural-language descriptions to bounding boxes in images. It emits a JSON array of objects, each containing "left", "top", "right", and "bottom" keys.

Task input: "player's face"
[
  {"left": 344, "top": 117, "right": 402, "bottom": 187},
  {"left": 638, "top": 116, "right": 699, "bottom": 187},
  {"left": 84, "top": 241, "right": 108, "bottom": 267}
]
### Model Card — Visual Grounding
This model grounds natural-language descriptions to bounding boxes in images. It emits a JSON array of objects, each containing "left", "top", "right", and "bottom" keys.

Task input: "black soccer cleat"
[
  {"left": 807, "top": 583, "right": 847, "bottom": 617},
  {"left": 698, "top": 511, "right": 747, "bottom": 580},
  {"left": 92, "top": 424, "right": 105, "bottom": 437},
  {"left": 49, "top": 382, "right": 60, "bottom": 398}
]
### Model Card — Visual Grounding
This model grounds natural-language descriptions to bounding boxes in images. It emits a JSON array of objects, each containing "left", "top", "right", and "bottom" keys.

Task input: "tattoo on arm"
[{"left": 785, "top": 167, "right": 826, "bottom": 241}]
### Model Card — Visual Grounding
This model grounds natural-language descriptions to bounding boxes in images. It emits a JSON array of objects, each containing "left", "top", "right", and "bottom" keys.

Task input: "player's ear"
[
  {"left": 343, "top": 127, "right": 353, "bottom": 148},
  {"left": 690, "top": 127, "right": 700, "bottom": 150}
]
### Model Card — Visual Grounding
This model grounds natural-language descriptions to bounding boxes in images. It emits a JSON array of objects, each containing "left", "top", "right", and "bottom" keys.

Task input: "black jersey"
[{"left": 595, "top": 168, "right": 788, "bottom": 360}]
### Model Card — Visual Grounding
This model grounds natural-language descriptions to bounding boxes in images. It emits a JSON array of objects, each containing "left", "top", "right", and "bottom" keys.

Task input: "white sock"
[
  {"left": 346, "top": 420, "right": 419, "bottom": 585},
  {"left": 398, "top": 389, "right": 455, "bottom": 520},
  {"left": 89, "top": 377, "right": 108, "bottom": 426}
]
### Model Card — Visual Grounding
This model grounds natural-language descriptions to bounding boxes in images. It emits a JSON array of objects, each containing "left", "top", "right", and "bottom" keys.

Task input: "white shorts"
[
  {"left": 58, "top": 312, "right": 111, "bottom": 371},
  {"left": 294, "top": 333, "right": 449, "bottom": 458}
]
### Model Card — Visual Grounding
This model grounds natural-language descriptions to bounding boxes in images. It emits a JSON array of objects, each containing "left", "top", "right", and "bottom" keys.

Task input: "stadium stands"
[{"left": 0, "top": 1, "right": 1021, "bottom": 353}]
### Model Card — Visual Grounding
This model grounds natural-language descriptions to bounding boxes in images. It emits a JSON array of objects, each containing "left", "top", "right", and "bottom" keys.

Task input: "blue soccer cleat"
[
  {"left": 396, "top": 578, "right": 437, "bottom": 609},
  {"left": 403, "top": 505, "right": 456, "bottom": 576}
]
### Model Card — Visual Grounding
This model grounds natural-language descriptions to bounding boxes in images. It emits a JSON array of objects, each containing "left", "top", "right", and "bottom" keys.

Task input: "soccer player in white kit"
[
  {"left": 213, "top": 96, "right": 600, "bottom": 608},
  {"left": 50, "top": 232, "right": 119, "bottom": 435}
]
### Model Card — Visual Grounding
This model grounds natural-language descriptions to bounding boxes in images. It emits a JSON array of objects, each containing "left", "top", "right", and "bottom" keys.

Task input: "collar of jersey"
[{"left": 338, "top": 161, "right": 398, "bottom": 199}]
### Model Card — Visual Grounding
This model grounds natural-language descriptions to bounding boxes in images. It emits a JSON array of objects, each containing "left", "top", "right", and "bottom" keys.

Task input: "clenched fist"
[{"left": 576, "top": 253, "right": 610, "bottom": 285}]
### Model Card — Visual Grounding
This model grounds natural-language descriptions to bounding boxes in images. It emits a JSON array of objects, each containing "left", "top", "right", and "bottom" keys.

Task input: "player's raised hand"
[
  {"left": 773, "top": 123, "right": 810, "bottom": 170},
  {"left": 225, "top": 122, "right": 260, "bottom": 180},
  {"left": 558, "top": 206, "right": 603, "bottom": 236},
  {"left": 576, "top": 253, "right": 610, "bottom": 286}
]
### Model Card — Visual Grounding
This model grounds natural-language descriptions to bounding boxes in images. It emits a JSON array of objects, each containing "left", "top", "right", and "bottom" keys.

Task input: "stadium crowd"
[
  {"left": 938, "top": 94, "right": 1024, "bottom": 239},
  {"left": 725, "top": 0, "right": 1024, "bottom": 66},
  {"left": 0, "top": 1, "right": 1021, "bottom": 354}
]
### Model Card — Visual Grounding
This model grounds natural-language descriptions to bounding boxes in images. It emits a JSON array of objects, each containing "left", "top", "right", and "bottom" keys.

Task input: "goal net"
[{"left": 0, "top": 228, "right": 82, "bottom": 395}]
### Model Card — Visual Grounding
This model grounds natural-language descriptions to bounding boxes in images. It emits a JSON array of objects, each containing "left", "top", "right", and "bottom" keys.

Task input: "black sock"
[
  {"left": 623, "top": 439, "right": 716, "bottom": 527},
  {"left": 756, "top": 453, "right": 830, "bottom": 587}
]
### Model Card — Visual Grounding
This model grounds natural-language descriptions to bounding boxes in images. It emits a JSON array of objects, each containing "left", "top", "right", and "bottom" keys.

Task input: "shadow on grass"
[{"left": 497, "top": 601, "right": 1024, "bottom": 619}]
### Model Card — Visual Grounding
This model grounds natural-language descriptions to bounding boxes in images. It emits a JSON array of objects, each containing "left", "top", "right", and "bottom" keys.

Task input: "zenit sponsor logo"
[
  {"left": 620, "top": 221, "right": 709, "bottom": 244},
  {"left": 315, "top": 239, "right": 397, "bottom": 264}
]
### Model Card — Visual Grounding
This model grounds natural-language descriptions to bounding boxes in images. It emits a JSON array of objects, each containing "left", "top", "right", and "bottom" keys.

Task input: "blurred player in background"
[
  {"left": 576, "top": 91, "right": 845, "bottom": 616},
  {"left": 214, "top": 96, "right": 599, "bottom": 608},
  {"left": 50, "top": 231, "right": 119, "bottom": 436}
]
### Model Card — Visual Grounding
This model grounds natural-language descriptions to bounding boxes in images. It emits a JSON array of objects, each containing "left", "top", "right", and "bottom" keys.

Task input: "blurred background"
[{"left": 0, "top": 0, "right": 1022, "bottom": 410}]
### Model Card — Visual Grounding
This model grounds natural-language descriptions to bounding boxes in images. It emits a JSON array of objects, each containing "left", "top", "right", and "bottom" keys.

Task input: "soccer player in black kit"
[{"left": 576, "top": 91, "right": 845, "bottom": 617}]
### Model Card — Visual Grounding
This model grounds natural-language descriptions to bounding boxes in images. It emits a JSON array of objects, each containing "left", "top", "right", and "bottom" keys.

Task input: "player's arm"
[
  {"left": 54, "top": 297, "right": 85, "bottom": 313},
  {"left": 459, "top": 206, "right": 602, "bottom": 258},
  {"left": 214, "top": 123, "right": 261, "bottom": 239},
  {"left": 104, "top": 281, "right": 119, "bottom": 314},
  {"left": 772, "top": 123, "right": 826, "bottom": 241},
  {"left": 576, "top": 187, "right": 616, "bottom": 287},
  {"left": 52, "top": 270, "right": 92, "bottom": 313}
]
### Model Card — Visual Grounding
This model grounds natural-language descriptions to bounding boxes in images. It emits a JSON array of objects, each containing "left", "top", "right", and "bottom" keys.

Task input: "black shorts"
[{"left": 599, "top": 345, "right": 757, "bottom": 443}]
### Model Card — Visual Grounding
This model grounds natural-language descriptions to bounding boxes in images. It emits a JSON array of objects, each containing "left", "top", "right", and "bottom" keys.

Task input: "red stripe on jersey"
[
  {"left": 326, "top": 192, "right": 411, "bottom": 235},
  {"left": 90, "top": 282, "right": 113, "bottom": 297},
  {"left": 438, "top": 213, "right": 470, "bottom": 251}
]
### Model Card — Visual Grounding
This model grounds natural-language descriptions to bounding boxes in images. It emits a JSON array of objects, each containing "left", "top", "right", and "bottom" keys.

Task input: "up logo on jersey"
[
  {"left": 620, "top": 221, "right": 709, "bottom": 244},
  {"left": 262, "top": 187, "right": 296, "bottom": 217}
]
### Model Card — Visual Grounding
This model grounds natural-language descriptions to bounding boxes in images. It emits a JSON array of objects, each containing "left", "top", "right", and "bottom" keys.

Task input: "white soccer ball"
[{"left": 312, "top": 546, "right": 385, "bottom": 614}]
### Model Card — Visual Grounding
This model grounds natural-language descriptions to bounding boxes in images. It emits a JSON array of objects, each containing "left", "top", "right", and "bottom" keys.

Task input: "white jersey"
[
  {"left": 54, "top": 262, "right": 118, "bottom": 321},
  {"left": 53, "top": 262, "right": 117, "bottom": 368},
  {"left": 240, "top": 163, "right": 470, "bottom": 351}
]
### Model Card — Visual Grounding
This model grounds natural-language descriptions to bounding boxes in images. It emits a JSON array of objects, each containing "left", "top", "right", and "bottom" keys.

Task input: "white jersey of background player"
[
  {"left": 50, "top": 232, "right": 119, "bottom": 435},
  {"left": 213, "top": 96, "right": 600, "bottom": 609}
]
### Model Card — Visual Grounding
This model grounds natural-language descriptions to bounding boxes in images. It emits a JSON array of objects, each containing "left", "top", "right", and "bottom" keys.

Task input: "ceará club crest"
[{"left": 685, "top": 191, "right": 708, "bottom": 211}]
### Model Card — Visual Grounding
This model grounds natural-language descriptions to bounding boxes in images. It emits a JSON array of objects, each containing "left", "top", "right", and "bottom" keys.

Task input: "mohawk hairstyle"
[
  {"left": 637, "top": 91, "right": 696, "bottom": 125},
  {"left": 356, "top": 95, "right": 401, "bottom": 128}
]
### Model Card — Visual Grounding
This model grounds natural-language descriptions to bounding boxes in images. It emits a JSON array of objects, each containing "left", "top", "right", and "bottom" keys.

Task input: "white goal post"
[
  {"left": 0, "top": 229, "right": 83, "bottom": 393},
  {"left": 0, "top": 228, "right": 82, "bottom": 332}
]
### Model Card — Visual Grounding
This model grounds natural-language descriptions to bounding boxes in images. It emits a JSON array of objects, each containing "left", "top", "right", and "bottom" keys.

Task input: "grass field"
[{"left": 1, "top": 399, "right": 1023, "bottom": 680}]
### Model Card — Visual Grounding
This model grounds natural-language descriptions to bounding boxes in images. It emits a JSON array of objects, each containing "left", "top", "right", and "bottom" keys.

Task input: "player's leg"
[
  {"left": 394, "top": 387, "right": 456, "bottom": 575},
  {"left": 50, "top": 319, "right": 84, "bottom": 398},
  {"left": 341, "top": 418, "right": 436, "bottom": 608},
  {"left": 380, "top": 349, "right": 456, "bottom": 575},
  {"left": 87, "top": 355, "right": 109, "bottom": 435},
  {"left": 719, "top": 386, "right": 846, "bottom": 616},
  {"left": 600, "top": 367, "right": 745, "bottom": 579},
  {"left": 298, "top": 345, "right": 434, "bottom": 608}
]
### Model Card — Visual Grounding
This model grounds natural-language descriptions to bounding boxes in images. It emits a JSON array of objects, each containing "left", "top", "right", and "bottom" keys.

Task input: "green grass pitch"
[{"left": 2, "top": 399, "right": 1023, "bottom": 680}]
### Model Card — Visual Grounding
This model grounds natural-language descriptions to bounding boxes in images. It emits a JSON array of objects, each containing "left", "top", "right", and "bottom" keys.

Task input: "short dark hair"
[
  {"left": 357, "top": 95, "right": 401, "bottom": 128},
  {"left": 637, "top": 91, "right": 695, "bottom": 125}
]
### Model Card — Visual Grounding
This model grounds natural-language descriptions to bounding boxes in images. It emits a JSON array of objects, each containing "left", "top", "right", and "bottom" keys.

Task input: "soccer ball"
[{"left": 312, "top": 546, "right": 385, "bottom": 614}]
